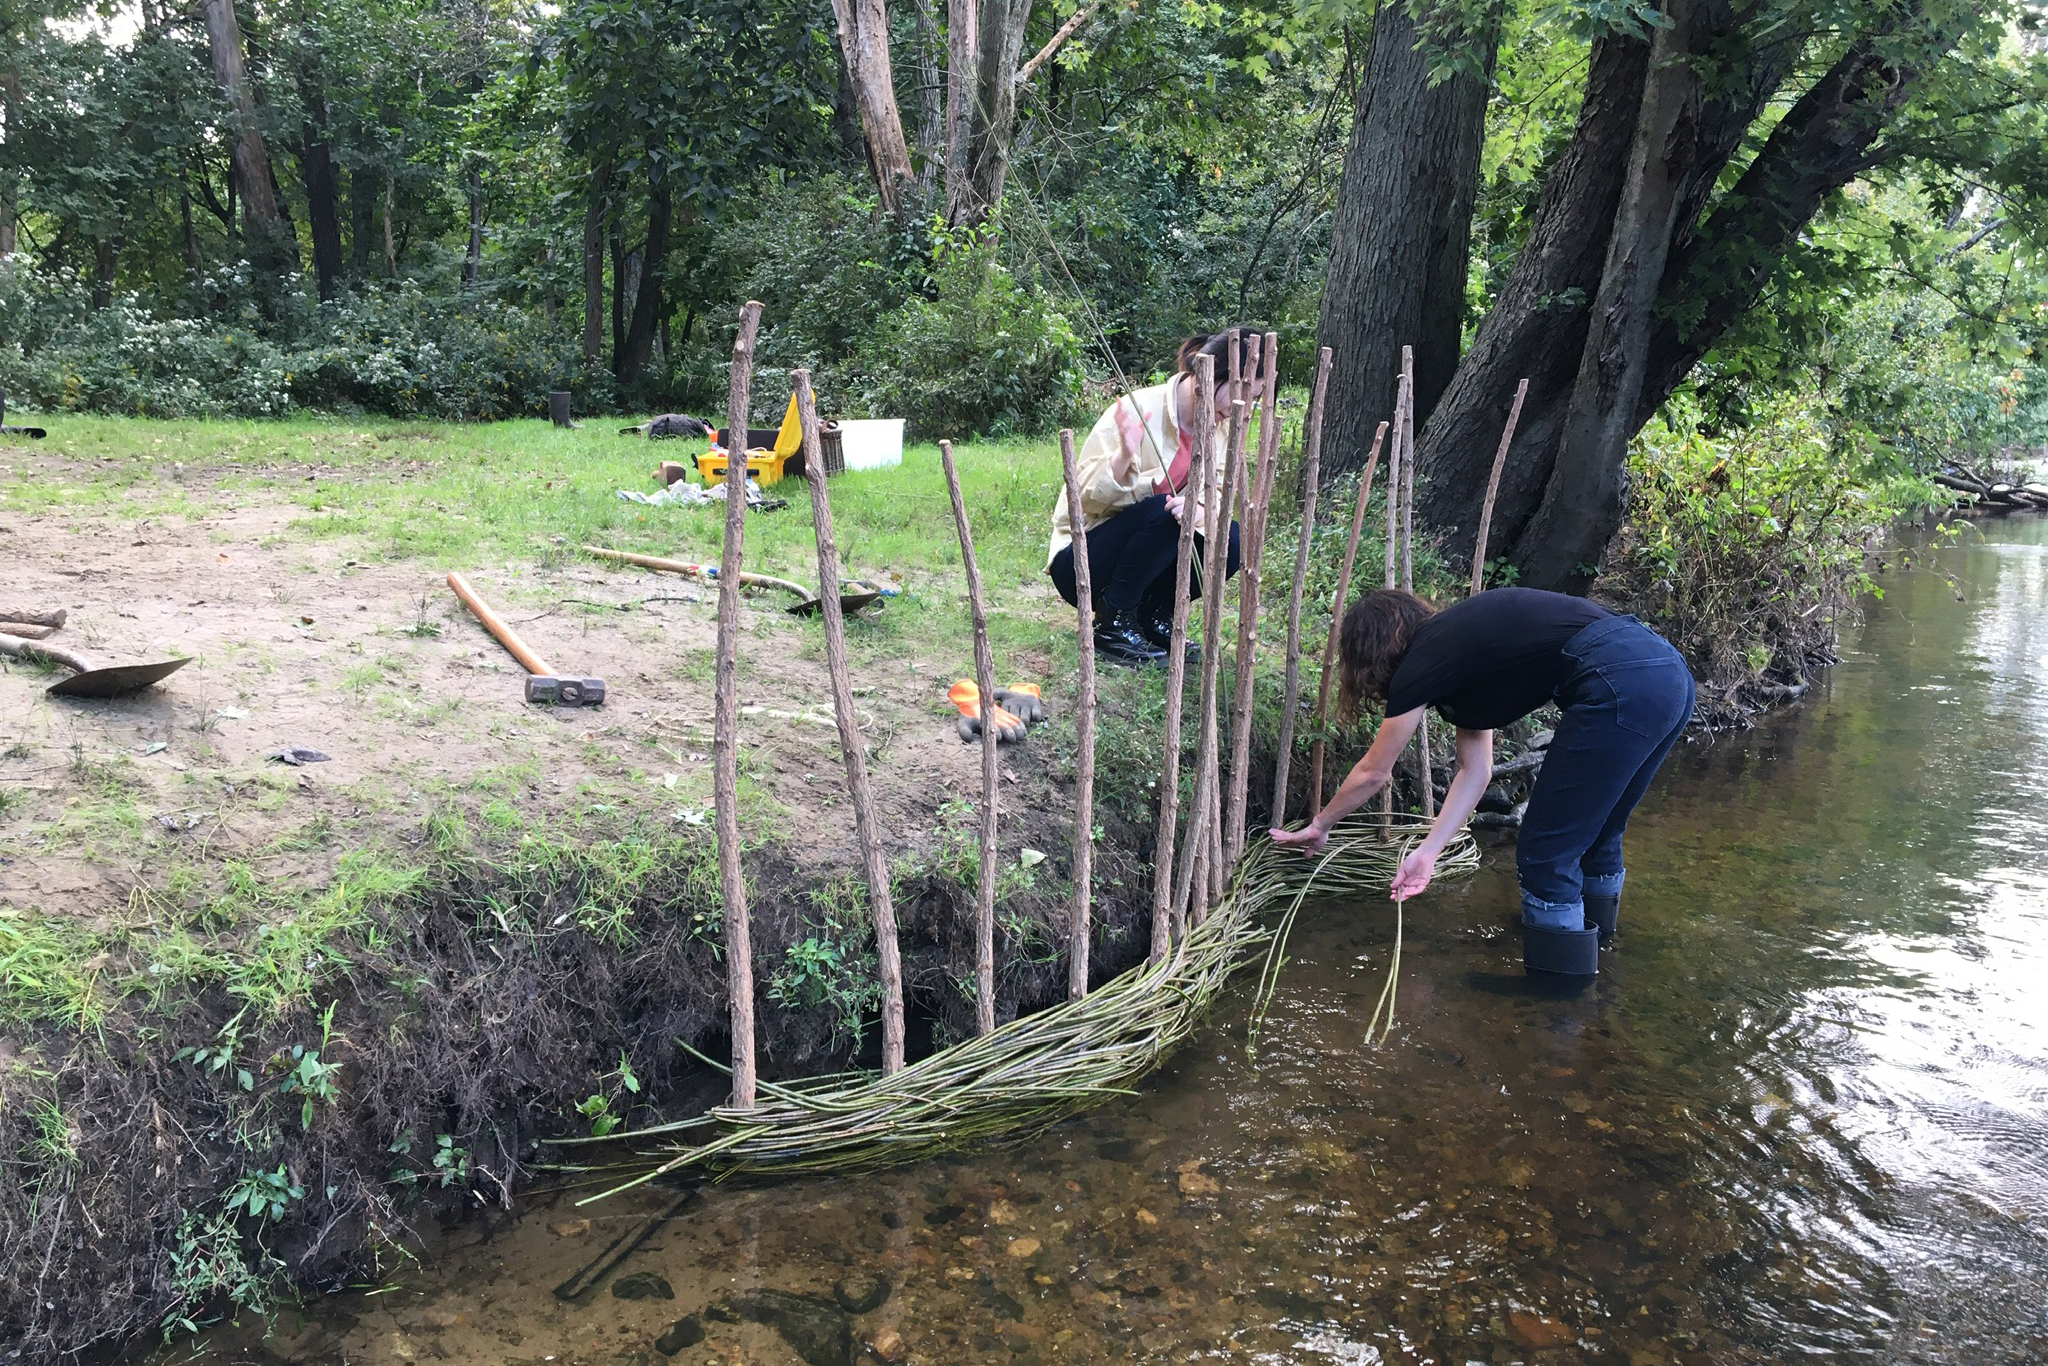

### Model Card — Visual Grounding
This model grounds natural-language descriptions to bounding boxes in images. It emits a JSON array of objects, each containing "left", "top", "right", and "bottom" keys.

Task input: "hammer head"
[{"left": 525, "top": 675, "right": 606, "bottom": 706}]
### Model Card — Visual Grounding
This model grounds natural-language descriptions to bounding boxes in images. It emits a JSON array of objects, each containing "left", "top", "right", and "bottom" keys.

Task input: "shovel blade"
[
  {"left": 47, "top": 657, "right": 191, "bottom": 698},
  {"left": 786, "top": 591, "right": 882, "bottom": 618}
]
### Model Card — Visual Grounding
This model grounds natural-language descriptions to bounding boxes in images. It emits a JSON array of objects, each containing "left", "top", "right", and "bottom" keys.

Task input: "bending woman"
[
  {"left": 1270, "top": 587, "right": 1695, "bottom": 977},
  {"left": 1047, "top": 330, "right": 1248, "bottom": 664}
]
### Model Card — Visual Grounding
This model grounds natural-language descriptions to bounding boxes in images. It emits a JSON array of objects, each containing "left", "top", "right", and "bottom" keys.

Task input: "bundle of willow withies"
[{"left": 559, "top": 812, "right": 1475, "bottom": 1192}]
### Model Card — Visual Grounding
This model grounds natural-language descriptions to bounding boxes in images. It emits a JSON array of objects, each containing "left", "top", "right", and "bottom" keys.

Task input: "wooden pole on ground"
[
  {"left": 713, "top": 300, "right": 764, "bottom": 1110},
  {"left": 1470, "top": 378, "right": 1530, "bottom": 596},
  {"left": 939, "top": 438, "right": 1000, "bottom": 1036},
  {"left": 1057, "top": 428, "right": 1098, "bottom": 1001},
  {"left": 1176, "top": 392, "right": 1244, "bottom": 929},
  {"left": 794, "top": 369, "right": 905, "bottom": 1073},
  {"left": 1148, "top": 354, "right": 1211, "bottom": 962},
  {"left": 1272, "top": 347, "right": 1333, "bottom": 827},
  {"left": 1224, "top": 331, "right": 1283, "bottom": 867},
  {"left": 1306, "top": 422, "right": 1383, "bottom": 818}
]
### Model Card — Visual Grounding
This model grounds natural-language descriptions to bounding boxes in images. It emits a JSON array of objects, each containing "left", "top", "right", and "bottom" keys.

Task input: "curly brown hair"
[{"left": 1336, "top": 588, "right": 1436, "bottom": 720}]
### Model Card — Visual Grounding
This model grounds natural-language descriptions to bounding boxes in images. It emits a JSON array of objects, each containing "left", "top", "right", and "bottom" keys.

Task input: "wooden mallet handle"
[{"left": 446, "top": 573, "right": 553, "bottom": 677}]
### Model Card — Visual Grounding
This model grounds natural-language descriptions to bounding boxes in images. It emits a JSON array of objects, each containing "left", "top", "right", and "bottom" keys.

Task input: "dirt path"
[{"left": 1, "top": 467, "right": 1067, "bottom": 922}]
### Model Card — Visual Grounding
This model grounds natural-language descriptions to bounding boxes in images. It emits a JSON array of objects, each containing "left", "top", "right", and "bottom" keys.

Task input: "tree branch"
[{"left": 1014, "top": 3, "right": 1095, "bottom": 89}]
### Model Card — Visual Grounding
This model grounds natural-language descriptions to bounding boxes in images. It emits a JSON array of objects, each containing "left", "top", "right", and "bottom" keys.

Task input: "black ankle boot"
[
  {"left": 1095, "top": 607, "right": 1167, "bottom": 665},
  {"left": 1584, "top": 893, "right": 1619, "bottom": 948},
  {"left": 1523, "top": 922, "right": 1599, "bottom": 977},
  {"left": 1132, "top": 602, "right": 1194, "bottom": 660}
]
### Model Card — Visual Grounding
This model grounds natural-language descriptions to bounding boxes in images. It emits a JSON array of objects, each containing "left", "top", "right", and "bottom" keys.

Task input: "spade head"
[
  {"left": 46, "top": 657, "right": 191, "bottom": 699},
  {"left": 786, "top": 589, "right": 883, "bottom": 618}
]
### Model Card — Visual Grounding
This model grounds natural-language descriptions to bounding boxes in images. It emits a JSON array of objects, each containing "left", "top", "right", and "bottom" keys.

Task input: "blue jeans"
[{"left": 1518, "top": 615, "right": 1696, "bottom": 930}]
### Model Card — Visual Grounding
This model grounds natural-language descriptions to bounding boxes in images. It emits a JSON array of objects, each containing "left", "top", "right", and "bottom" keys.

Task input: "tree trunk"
[
  {"left": 1509, "top": 0, "right": 1706, "bottom": 591},
  {"left": 1408, "top": 36, "right": 1648, "bottom": 549},
  {"left": 1412, "top": 11, "right": 1798, "bottom": 572},
  {"left": 948, "top": 0, "right": 1033, "bottom": 227},
  {"left": 1315, "top": 0, "right": 1499, "bottom": 480},
  {"left": 382, "top": 173, "right": 396, "bottom": 276},
  {"left": 462, "top": 163, "right": 484, "bottom": 289},
  {"left": 582, "top": 164, "right": 608, "bottom": 367},
  {"left": 298, "top": 72, "right": 344, "bottom": 302},
  {"left": 828, "top": 0, "right": 916, "bottom": 219},
  {"left": 91, "top": 236, "right": 119, "bottom": 309},
  {"left": 349, "top": 166, "right": 375, "bottom": 276},
  {"left": 945, "top": 0, "right": 976, "bottom": 213},
  {"left": 618, "top": 182, "right": 669, "bottom": 385},
  {"left": 199, "top": 0, "right": 292, "bottom": 274},
  {"left": 180, "top": 189, "right": 199, "bottom": 271},
  {"left": 1633, "top": 35, "right": 1925, "bottom": 427},
  {"left": 909, "top": 0, "right": 948, "bottom": 189}
]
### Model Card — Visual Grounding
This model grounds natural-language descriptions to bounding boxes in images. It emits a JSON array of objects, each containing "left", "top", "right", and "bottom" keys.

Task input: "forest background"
[{"left": 3, "top": 0, "right": 2048, "bottom": 591}]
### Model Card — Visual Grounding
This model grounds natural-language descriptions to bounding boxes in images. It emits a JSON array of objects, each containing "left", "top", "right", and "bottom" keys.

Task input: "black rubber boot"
[
  {"left": 1095, "top": 608, "right": 1167, "bottom": 666},
  {"left": 1584, "top": 893, "right": 1619, "bottom": 948},
  {"left": 1522, "top": 922, "right": 1599, "bottom": 977}
]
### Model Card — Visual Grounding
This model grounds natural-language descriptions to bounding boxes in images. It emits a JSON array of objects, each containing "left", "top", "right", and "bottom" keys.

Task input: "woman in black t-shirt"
[{"left": 1270, "top": 587, "right": 1695, "bottom": 977}]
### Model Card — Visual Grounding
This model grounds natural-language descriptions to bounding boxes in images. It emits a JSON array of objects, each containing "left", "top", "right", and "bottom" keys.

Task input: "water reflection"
[{"left": 177, "top": 518, "right": 2048, "bottom": 1366}]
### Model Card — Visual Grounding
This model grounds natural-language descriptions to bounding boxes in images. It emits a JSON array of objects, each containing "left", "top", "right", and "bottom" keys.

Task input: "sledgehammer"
[{"left": 446, "top": 572, "right": 606, "bottom": 706}]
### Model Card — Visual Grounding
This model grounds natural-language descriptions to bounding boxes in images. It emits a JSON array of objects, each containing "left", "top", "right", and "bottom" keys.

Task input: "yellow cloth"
[{"left": 1046, "top": 378, "right": 1226, "bottom": 567}]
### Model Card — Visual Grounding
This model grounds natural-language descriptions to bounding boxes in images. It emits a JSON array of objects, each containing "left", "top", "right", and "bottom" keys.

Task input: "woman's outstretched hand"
[
  {"left": 1269, "top": 823, "right": 1328, "bottom": 856},
  {"left": 1165, "top": 493, "right": 1186, "bottom": 523},
  {"left": 1389, "top": 846, "right": 1437, "bottom": 900}
]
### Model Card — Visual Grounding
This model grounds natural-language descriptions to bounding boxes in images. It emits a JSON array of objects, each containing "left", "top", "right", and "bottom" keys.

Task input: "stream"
[{"left": 177, "top": 515, "right": 2048, "bottom": 1366}]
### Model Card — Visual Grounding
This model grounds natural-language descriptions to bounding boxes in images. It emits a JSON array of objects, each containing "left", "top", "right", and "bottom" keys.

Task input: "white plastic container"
[{"left": 836, "top": 418, "right": 905, "bottom": 470}]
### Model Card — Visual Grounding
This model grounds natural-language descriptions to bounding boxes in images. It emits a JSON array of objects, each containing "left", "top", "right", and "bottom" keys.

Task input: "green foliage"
[
  {"left": 224, "top": 1165, "right": 304, "bottom": 1223},
  {"left": 160, "top": 1208, "right": 285, "bottom": 1339},
  {"left": 768, "top": 877, "right": 882, "bottom": 1048},
  {"left": 1610, "top": 396, "right": 1937, "bottom": 703},
  {"left": 850, "top": 232, "right": 1087, "bottom": 440}
]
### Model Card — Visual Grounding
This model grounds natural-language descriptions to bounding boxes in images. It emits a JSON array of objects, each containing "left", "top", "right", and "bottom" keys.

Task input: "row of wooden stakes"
[{"left": 707, "top": 303, "right": 1525, "bottom": 1109}]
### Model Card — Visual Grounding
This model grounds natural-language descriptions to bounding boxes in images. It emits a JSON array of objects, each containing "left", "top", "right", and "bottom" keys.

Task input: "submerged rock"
[
  {"left": 832, "top": 1272, "right": 891, "bottom": 1314},
  {"left": 653, "top": 1315, "right": 704, "bottom": 1356},
  {"left": 718, "top": 1289, "right": 853, "bottom": 1366},
  {"left": 611, "top": 1271, "right": 675, "bottom": 1301},
  {"left": 1507, "top": 1311, "right": 1575, "bottom": 1348}
]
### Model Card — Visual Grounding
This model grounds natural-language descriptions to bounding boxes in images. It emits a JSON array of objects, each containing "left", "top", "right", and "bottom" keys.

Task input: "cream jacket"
[{"left": 1046, "top": 379, "right": 1228, "bottom": 566}]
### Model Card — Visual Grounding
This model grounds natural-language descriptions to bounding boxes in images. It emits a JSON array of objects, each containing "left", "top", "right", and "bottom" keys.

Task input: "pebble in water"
[{"left": 610, "top": 1272, "right": 674, "bottom": 1302}]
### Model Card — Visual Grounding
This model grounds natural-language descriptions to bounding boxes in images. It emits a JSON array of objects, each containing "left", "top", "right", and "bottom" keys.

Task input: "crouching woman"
[
  {"left": 1269, "top": 587, "right": 1695, "bottom": 977},
  {"left": 1046, "top": 330, "right": 1249, "bottom": 664}
]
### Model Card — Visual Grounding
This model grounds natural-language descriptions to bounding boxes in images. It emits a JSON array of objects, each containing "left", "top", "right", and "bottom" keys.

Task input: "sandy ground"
[{"left": 0, "top": 463, "right": 1067, "bottom": 923}]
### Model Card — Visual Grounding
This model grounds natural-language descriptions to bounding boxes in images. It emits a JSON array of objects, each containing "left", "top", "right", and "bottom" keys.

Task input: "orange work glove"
[
  {"left": 948, "top": 679, "right": 1027, "bottom": 744},
  {"left": 993, "top": 683, "right": 1045, "bottom": 725}
]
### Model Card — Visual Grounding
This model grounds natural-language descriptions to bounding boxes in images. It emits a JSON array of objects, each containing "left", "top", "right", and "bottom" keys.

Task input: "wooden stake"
[
  {"left": 794, "top": 369, "right": 905, "bottom": 1073},
  {"left": 1306, "top": 423, "right": 1383, "bottom": 818},
  {"left": 1057, "top": 428, "right": 1097, "bottom": 1001},
  {"left": 1175, "top": 394, "right": 1244, "bottom": 927},
  {"left": 1398, "top": 349, "right": 1436, "bottom": 820},
  {"left": 1271, "top": 347, "right": 1333, "bottom": 827},
  {"left": 714, "top": 300, "right": 764, "bottom": 1110},
  {"left": 1471, "top": 378, "right": 1530, "bottom": 596},
  {"left": 1379, "top": 362, "right": 1411, "bottom": 837},
  {"left": 1224, "top": 331, "right": 1283, "bottom": 867},
  {"left": 939, "top": 438, "right": 1000, "bottom": 1036},
  {"left": 1149, "top": 354, "right": 1211, "bottom": 962}
]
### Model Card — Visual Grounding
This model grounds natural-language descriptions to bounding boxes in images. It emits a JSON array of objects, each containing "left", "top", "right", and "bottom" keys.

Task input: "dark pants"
[
  {"left": 1048, "top": 494, "right": 1240, "bottom": 616},
  {"left": 1517, "top": 615, "right": 1695, "bottom": 929}
]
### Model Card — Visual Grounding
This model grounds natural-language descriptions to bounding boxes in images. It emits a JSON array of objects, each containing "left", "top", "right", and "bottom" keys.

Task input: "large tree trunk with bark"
[
  {"left": 1412, "top": 9, "right": 1806, "bottom": 582},
  {"left": 1407, "top": 36, "right": 1648, "bottom": 548},
  {"left": 1510, "top": 0, "right": 1707, "bottom": 590},
  {"left": 349, "top": 166, "right": 375, "bottom": 277},
  {"left": 1315, "top": 0, "right": 1498, "bottom": 481},
  {"left": 948, "top": 0, "right": 1032, "bottom": 226},
  {"left": 199, "top": 0, "right": 293, "bottom": 277},
  {"left": 828, "top": 0, "right": 916, "bottom": 219}
]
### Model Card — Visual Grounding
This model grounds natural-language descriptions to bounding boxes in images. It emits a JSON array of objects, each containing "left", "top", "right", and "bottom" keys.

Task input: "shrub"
[
  {"left": 1604, "top": 395, "right": 1937, "bottom": 722},
  {"left": 848, "top": 232, "right": 1087, "bottom": 439}
]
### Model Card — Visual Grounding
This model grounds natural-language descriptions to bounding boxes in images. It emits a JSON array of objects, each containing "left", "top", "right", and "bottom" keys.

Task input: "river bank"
[
  {"left": 0, "top": 415, "right": 1944, "bottom": 1361},
  {"left": 153, "top": 513, "right": 2048, "bottom": 1366}
]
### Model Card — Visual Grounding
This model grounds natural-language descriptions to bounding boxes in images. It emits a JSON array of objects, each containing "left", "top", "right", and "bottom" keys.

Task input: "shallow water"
[{"left": 187, "top": 517, "right": 2048, "bottom": 1366}]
